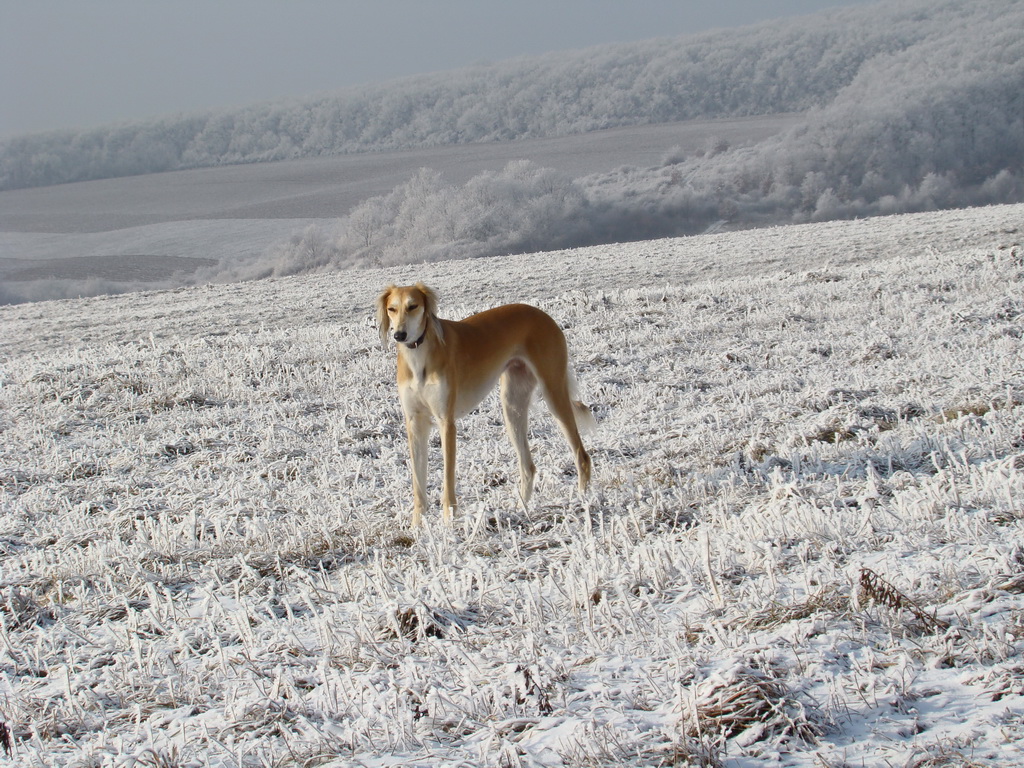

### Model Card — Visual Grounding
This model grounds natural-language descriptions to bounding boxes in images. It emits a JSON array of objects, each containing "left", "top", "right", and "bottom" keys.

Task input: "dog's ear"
[
  {"left": 415, "top": 282, "right": 444, "bottom": 343},
  {"left": 376, "top": 285, "right": 395, "bottom": 347},
  {"left": 415, "top": 282, "right": 438, "bottom": 318}
]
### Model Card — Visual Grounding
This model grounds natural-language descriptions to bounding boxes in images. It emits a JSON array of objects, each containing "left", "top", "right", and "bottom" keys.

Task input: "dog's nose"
[{"left": 393, "top": 330, "right": 407, "bottom": 342}]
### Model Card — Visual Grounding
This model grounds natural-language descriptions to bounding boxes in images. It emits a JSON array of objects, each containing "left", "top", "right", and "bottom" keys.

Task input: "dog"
[{"left": 377, "top": 283, "right": 593, "bottom": 527}]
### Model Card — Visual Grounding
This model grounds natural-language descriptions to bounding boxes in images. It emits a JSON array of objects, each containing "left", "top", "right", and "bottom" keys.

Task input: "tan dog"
[{"left": 377, "top": 283, "right": 593, "bottom": 527}]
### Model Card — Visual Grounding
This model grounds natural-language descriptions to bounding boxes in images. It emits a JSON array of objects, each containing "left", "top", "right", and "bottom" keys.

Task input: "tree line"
[
  {"left": 0, "top": 0, "right": 996, "bottom": 191},
  {"left": 259, "top": 0, "right": 1023, "bottom": 275},
  {"left": 2, "top": 0, "right": 1021, "bottom": 290}
]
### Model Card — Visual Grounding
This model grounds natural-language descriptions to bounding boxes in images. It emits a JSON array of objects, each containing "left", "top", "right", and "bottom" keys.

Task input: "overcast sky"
[{"left": 1, "top": 0, "right": 874, "bottom": 139}]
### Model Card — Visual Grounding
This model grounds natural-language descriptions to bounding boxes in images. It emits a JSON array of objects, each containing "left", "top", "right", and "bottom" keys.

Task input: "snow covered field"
[{"left": 1, "top": 204, "right": 1023, "bottom": 766}]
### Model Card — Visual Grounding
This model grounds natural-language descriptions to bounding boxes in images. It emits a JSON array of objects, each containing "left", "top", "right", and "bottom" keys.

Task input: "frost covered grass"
[{"left": 0, "top": 205, "right": 1023, "bottom": 766}]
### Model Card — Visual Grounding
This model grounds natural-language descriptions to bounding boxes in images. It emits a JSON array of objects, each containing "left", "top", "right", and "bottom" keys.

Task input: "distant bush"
[{"left": 262, "top": 161, "right": 593, "bottom": 274}]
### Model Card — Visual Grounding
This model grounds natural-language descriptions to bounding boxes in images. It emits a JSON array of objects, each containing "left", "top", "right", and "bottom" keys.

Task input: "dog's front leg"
[
  {"left": 439, "top": 416, "right": 457, "bottom": 523},
  {"left": 406, "top": 410, "right": 431, "bottom": 527}
]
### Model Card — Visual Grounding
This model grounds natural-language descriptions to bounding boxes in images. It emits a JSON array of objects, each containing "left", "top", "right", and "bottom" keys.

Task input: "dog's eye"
[
  {"left": 387, "top": 306, "right": 397, "bottom": 314},
  {"left": 407, "top": 304, "right": 419, "bottom": 311}
]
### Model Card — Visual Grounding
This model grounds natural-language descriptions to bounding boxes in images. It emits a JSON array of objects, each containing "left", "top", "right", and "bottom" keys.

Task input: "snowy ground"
[{"left": 0, "top": 204, "right": 1023, "bottom": 766}]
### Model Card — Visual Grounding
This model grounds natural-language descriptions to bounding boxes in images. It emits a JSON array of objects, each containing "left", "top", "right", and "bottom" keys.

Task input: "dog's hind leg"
[
  {"left": 501, "top": 360, "right": 538, "bottom": 507},
  {"left": 440, "top": 415, "right": 458, "bottom": 524},
  {"left": 541, "top": 377, "right": 592, "bottom": 494}
]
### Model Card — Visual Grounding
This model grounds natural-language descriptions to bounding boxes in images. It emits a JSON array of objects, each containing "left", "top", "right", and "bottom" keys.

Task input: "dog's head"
[{"left": 376, "top": 282, "right": 442, "bottom": 348}]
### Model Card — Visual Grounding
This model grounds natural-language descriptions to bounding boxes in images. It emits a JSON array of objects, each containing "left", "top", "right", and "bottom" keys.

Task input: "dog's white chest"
[{"left": 399, "top": 364, "right": 449, "bottom": 417}]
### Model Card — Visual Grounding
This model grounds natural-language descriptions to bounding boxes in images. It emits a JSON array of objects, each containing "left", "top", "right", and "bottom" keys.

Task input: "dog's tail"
[
  {"left": 568, "top": 368, "right": 597, "bottom": 433},
  {"left": 573, "top": 400, "right": 597, "bottom": 433}
]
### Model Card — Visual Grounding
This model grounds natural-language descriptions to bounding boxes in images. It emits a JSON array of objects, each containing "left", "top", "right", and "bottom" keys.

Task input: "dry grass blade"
[
  {"left": 859, "top": 568, "right": 950, "bottom": 633},
  {"left": 905, "top": 740, "right": 989, "bottom": 767},
  {"left": 737, "top": 586, "right": 846, "bottom": 631},
  {"left": 687, "top": 661, "right": 823, "bottom": 746},
  {"left": 0, "top": 722, "right": 11, "bottom": 757}
]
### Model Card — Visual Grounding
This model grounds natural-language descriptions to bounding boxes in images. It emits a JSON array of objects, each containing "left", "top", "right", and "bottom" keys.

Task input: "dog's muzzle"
[{"left": 394, "top": 328, "right": 427, "bottom": 348}]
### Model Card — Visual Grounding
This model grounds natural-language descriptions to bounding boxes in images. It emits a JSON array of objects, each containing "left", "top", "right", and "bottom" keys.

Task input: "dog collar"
[{"left": 404, "top": 329, "right": 428, "bottom": 349}]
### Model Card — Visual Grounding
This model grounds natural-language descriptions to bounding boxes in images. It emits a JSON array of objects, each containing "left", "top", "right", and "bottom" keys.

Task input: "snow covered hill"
[
  {"left": 0, "top": 116, "right": 798, "bottom": 303},
  {"left": 1, "top": 204, "right": 1023, "bottom": 766}
]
